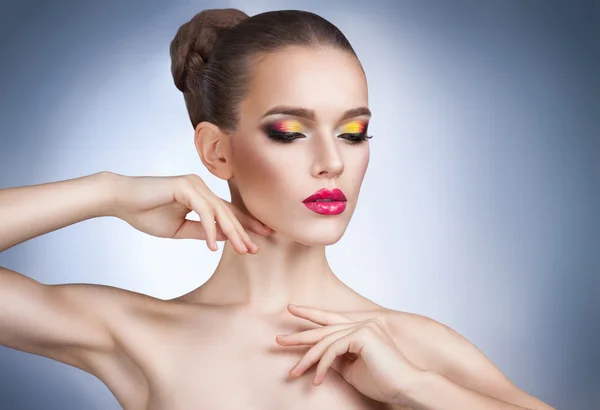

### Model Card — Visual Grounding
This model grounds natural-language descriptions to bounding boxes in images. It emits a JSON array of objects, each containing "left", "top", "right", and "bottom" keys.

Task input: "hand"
[
  {"left": 275, "top": 305, "right": 421, "bottom": 406},
  {"left": 110, "top": 173, "right": 274, "bottom": 254}
]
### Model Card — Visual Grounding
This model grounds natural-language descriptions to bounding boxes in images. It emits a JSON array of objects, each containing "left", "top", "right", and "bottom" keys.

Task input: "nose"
[{"left": 311, "top": 135, "right": 344, "bottom": 178}]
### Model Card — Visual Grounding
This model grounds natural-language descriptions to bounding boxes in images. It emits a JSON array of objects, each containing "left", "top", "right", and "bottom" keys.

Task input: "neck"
[{"left": 188, "top": 230, "right": 356, "bottom": 316}]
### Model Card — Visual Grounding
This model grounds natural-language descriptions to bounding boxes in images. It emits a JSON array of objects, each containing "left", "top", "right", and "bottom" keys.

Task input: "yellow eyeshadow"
[{"left": 340, "top": 121, "right": 366, "bottom": 134}]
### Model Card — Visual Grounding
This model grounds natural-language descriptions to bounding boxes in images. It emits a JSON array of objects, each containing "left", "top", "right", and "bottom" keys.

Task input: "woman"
[{"left": 0, "top": 8, "right": 555, "bottom": 410}]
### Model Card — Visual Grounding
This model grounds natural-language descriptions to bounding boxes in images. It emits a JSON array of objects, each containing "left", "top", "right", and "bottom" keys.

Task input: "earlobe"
[{"left": 194, "top": 122, "right": 234, "bottom": 180}]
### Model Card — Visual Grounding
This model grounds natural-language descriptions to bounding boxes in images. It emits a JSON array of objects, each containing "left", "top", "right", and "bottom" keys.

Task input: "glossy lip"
[
  {"left": 302, "top": 188, "right": 347, "bottom": 215},
  {"left": 303, "top": 201, "right": 347, "bottom": 215},
  {"left": 302, "top": 188, "right": 347, "bottom": 203}
]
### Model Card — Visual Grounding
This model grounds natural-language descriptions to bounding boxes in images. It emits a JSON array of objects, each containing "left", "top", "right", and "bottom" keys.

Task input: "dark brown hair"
[{"left": 169, "top": 8, "right": 362, "bottom": 131}]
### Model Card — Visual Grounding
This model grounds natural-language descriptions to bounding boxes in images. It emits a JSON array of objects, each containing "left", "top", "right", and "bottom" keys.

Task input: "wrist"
[{"left": 95, "top": 171, "right": 125, "bottom": 218}]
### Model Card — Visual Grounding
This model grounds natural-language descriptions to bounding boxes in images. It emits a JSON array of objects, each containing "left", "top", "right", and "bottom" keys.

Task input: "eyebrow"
[{"left": 260, "top": 105, "right": 372, "bottom": 123}]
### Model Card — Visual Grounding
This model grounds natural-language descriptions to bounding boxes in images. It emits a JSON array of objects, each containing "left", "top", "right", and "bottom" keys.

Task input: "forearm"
[
  {"left": 0, "top": 171, "right": 119, "bottom": 252},
  {"left": 399, "top": 371, "right": 543, "bottom": 410}
]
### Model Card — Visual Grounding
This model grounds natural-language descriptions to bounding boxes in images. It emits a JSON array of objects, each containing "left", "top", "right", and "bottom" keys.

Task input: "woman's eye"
[
  {"left": 340, "top": 133, "right": 374, "bottom": 143},
  {"left": 266, "top": 131, "right": 304, "bottom": 144},
  {"left": 265, "top": 130, "right": 374, "bottom": 145}
]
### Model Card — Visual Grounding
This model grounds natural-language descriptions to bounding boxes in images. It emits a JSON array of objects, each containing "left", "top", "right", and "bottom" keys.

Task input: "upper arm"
[
  {"left": 410, "top": 315, "right": 556, "bottom": 410},
  {"left": 0, "top": 266, "right": 122, "bottom": 373}
]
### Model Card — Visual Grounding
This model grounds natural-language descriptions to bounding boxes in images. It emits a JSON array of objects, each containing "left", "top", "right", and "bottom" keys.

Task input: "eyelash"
[{"left": 265, "top": 131, "right": 374, "bottom": 144}]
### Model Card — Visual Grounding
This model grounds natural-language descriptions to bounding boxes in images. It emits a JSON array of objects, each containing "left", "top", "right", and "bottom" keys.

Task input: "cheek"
[
  {"left": 355, "top": 148, "right": 369, "bottom": 175},
  {"left": 333, "top": 147, "right": 369, "bottom": 220},
  {"left": 347, "top": 147, "right": 370, "bottom": 193},
  {"left": 235, "top": 149, "right": 287, "bottom": 189},
  {"left": 231, "top": 141, "right": 300, "bottom": 209}
]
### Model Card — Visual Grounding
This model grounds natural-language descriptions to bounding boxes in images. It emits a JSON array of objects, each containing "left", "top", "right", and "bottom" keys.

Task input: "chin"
[
  {"left": 249, "top": 202, "right": 356, "bottom": 247},
  {"left": 290, "top": 221, "right": 349, "bottom": 247}
]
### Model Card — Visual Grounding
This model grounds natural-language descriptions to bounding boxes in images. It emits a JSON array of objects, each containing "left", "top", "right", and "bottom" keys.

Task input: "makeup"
[
  {"left": 262, "top": 119, "right": 373, "bottom": 144},
  {"left": 272, "top": 120, "right": 303, "bottom": 133},
  {"left": 302, "top": 188, "right": 347, "bottom": 215},
  {"left": 338, "top": 120, "right": 373, "bottom": 143},
  {"left": 262, "top": 120, "right": 305, "bottom": 144},
  {"left": 340, "top": 120, "right": 367, "bottom": 134}
]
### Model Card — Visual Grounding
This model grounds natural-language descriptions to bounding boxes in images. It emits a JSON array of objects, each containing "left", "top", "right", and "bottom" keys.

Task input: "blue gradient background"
[{"left": 0, "top": 1, "right": 598, "bottom": 409}]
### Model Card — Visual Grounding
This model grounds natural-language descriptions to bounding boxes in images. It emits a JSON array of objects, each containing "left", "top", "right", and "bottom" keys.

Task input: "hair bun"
[{"left": 170, "top": 8, "right": 248, "bottom": 93}]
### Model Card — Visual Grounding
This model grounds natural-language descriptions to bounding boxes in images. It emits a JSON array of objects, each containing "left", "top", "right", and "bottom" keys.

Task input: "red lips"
[{"left": 302, "top": 188, "right": 347, "bottom": 203}]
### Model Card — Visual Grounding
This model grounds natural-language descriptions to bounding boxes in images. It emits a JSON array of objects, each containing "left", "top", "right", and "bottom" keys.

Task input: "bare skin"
[
  {"left": 0, "top": 173, "right": 554, "bottom": 410},
  {"left": 0, "top": 46, "right": 554, "bottom": 409},
  {"left": 0, "top": 171, "right": 411, "bottom": 410}
]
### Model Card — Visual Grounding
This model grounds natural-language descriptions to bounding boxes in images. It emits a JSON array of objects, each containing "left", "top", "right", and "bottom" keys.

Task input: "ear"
[{"left": 194, "top": 121, "right": 233, "bottom": 180}]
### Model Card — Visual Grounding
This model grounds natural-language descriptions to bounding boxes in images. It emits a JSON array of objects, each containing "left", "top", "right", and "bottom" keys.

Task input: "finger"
[
  {"left": 251, "top": 221, "right": 274, "bottom": 236},
  {"left": 189, "top": 194, "right": 243, "bottom": 253},
  {"left": 215, "top": 205, "right": 249, "bottom": 255},
  {"left": 171, "top": 217, "right": 229, "bottom": 241},
  {"left": 231, "top": 217, "right": 259, "bottom": 253},
  {"left": 214, "top": 223, "right": 228, "bottom": 241},
  {"left": 276, "top": 323, "right": 356, "bottom": 346},
  {"left": 289, "top": 326, "right": 356, "bottom": 378},
  {"left": 230, "top": 206, "right": 273, "bottom": 237},
  {"left": 286, "top": 305, "right": 354, "bottom": 326},
  {"left": 329, "top": 354, "right": 355, "bottom": 383},
  {"left": 189, "top": 196, "right": 218, "bottom": 251},
  {"left": 210, "top": 200, "right": 248, "bottom": 254},
  {"left": 221, "top": 204, "right": 259, "bottom": 254},
  {"left": 179, "top": 177, "right": 245, "bottom": 253},
  {"left": 314, "top": 334, "right": 357, "bottom": 385},
  {"left": 199, "top": 196, "right": 246, "bottom": 254}
]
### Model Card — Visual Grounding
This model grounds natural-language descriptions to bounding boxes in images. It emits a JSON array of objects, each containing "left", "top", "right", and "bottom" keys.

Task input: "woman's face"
[{"left": 230, "top": 45, "right": 370, "bottom": 246}]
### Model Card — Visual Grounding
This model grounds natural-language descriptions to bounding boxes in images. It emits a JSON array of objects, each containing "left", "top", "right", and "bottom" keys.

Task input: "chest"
[
  {"left": 142, "top": 330, "right": 407, "bottom": 410},
  {"left": 109, "top": 305, "right": 423, "bottom": 410}
]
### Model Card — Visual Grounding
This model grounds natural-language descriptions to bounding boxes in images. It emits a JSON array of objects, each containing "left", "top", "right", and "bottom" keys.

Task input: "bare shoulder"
[
  {"left": 49, "top": 282, "right": 175, "bottom": 325},
  {"left": 379, "top": 309, "right": 463, "bottom": 374},
  {"left": 59, "top": 283, "right": 192, "bottom": 346},
  {"left": 382, "top": 309, "right": 509, "bottom": 379},
  {"left": 46, "top": 282, "right": 178, "bottom": 368},
  {"left": 382, "top": 309, "right": 555, "bottom": 410}
]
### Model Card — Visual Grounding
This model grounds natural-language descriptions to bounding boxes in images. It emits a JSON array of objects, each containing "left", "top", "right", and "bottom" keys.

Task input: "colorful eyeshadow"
[
  {"left": 340, "top": 121, "right": 366, "bottom": 134},
  {"left": 272, "top": 120, "right": 303, "bottom": 133}
]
